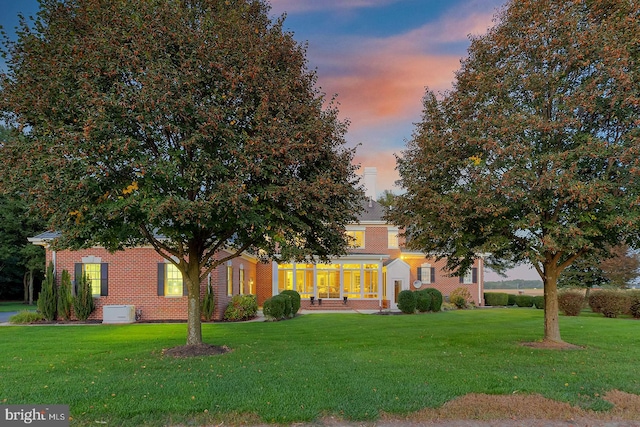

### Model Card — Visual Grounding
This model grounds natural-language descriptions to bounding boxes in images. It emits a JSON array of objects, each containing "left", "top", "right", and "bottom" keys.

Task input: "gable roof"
[{"left": 357, "top": 198, "right": 386, "bottom": 223}]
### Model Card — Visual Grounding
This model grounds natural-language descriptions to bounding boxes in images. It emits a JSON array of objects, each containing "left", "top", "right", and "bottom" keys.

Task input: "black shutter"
[
  {"left": 459, "top": 274, "right": 464, "bottom": 284},
  {"left": 100, "top": 263, "right": 109, "bottom": 296},
  {"left": 74, "top": 263, "right": 82, "bottom": 294},
  {"left": 430, "top": 267, "right": 436, "bottom": 284},
  {"left": 417, "top": 267, "right": 422, "bottom": 281},
  {"left": 472, "top": 268, "right": 478, "bottom": 284},
  {"left": 157, "top": 263, "right": 165, "bottom": 296}
]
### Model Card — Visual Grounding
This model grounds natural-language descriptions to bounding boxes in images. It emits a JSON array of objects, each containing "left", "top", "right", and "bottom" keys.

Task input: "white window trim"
[{"left": 420, "top": 263, "right": 432, "bottom": 285}]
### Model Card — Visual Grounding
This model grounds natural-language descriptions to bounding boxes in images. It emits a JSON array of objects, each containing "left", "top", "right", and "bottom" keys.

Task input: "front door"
[{"left": 392, "top": 279, "right": 403, "bottom": 309}]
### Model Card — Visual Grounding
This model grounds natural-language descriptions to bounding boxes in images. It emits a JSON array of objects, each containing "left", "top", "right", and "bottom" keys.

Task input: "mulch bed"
[{"left": 162, "top": 343, "right": 231, "bottom": 358}]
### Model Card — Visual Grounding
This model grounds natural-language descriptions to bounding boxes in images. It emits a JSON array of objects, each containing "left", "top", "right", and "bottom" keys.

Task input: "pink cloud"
[{"left": 354, "top": 150, "right": 402, "bottom": 196}]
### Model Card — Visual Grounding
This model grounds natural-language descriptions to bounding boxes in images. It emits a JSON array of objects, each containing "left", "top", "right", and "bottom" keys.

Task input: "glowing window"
[
  {"left": 83, "top": 264, "right": 101, "bottom": 296},
  {"left": 165, "top": 264, "right": 183, "bottom": 297}
]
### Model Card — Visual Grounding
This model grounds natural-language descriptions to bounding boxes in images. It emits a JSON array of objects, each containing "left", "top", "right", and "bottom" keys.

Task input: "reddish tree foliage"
[
  {"left": 390, "top": 0, "right": 640, "bottom": 344},
  {"left": 0, "top": 0, "right": 362, "bottom": 345}
]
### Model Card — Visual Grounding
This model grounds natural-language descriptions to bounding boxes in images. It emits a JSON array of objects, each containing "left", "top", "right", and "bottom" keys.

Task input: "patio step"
[{"left": 303, "top": 300, "right": 353, "bottom": 310}]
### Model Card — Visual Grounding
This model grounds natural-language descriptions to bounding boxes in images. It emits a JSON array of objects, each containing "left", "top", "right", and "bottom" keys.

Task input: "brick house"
[{"left": 29, "top": 168, "right": 484, "bottom": 321}]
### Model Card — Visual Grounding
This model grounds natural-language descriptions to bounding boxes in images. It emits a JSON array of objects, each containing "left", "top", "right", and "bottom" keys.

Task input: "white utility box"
[{"left": 103, "top": 305, "right": 135, "bottom": 324}]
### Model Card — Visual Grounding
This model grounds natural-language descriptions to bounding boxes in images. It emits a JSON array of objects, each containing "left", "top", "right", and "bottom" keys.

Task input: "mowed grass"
[
  {"left": 0, "top": 301, "right": 36, "bottom": 312},
  {"left": 1, "top": 309, "right": 639, "bottom": 426}
]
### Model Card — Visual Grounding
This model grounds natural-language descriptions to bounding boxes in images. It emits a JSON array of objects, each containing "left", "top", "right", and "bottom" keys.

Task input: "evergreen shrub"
[
  {"left": 263, "top": 296, "right": 285, "bottom": 320},
  {"left": 274, "top": 293, "right": 292, "bottom": 318},
  {"left": 73, "top": 273, "right": 95, "bottom": 321},
  {"left": 483, "top": 292, "right": 508, "bottom": 306},
  {"left": 514, "top": 295, "right": 534, "bottom": 307},
  {"left": 37, "top": 262, "right": 57, "bottom": 321},
  {"left": 532, "top": 295, "right": 544, "bottom": 309},
  {"left": 57, "top": 269, "right": 73, "bottom": 320},
  {"left": 415, "top": 290, "right": 432, "bottom": 312},
  {"left": 279, "top": 290, "right": 301, "bottom": 315},
  {"left": 558, "top": 289, "right": 585, "bottom": 316},
  {"left": 397, "top": 290, "right": 416, "bottom": 314},
  {"left": 507, "top": 294, "right": 517, "bottom": 306},
  {"left": 201, "top": 282, "right": 215, "bottom": 321},
  {"left": 424, "top": 288, "right": 443, "bottom": 311}
]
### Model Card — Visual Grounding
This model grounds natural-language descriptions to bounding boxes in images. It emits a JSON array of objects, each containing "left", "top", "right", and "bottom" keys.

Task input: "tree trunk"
[
  {"left": 28, "top": 270, "right": 34, "bottom": 305},
  {"left": 542, "top": 266, "right": 563, "bottom": 343},
  {"left": 185, "top": 261, "right": 203, "bottom": 346},
  {"left": 23, "top": 272, "right": 29, "bottom": 304}
]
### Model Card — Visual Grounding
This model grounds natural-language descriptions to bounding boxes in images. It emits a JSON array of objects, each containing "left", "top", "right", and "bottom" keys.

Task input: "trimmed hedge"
[
  {"left": 263, "top": 296, "right": 285, "bottom": 320},
  {"left": 484, "top": 292, "right": 509, "bottom": 306},
  {"left": 415, "top": 290, "right": 432, "bottom": 312},
  {"left": 424, "top": 288, "right": 443, "bottom": 312},
  {"left": 507, "top": 294, "right": 517, "bottom": 306},
  {"left": 397, "top": 290, "right": 417, "bottom": 314},
  {"left": 558, "top": 289, "right": 585, "bottom": 316},
  {"left": 279, "top": 290, "right": 301, "bottom": 315},
  {"left": 629, "top": 290, "right": 640, "bottom": 319},
  {"left": 514, "top": 295, "right": 534, "bottom": 308},
  {"left": 588, "top": 289, "right": 629, "bottom": 318},
  {"left": 533, "top": 295, "right": 544, "bottom": 309}
]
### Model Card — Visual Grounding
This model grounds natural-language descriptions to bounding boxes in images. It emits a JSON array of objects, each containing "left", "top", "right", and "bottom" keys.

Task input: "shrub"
[
  {"left": 397, "top": 290, "right": 416, "bottom": 314},
  {"left": 274, "top": 293, "right": 293, "bottom": 318},
  {"left": 424, "top": 288, "right": 443, "bottom": 312},
  {"left": 595, "top": 289, "right": 630, "bottom": 318},
  {"left": 279, "top": 290, "right": 301, "bottom": 315},
  {"left": 201, "top": 282, "right": 215, "bottom": 321},
  {"left": 73, "top": 273, "right": 95, "bottom": 321},
  {"left": 415, "top": 290, "right": 432, "bottom": 312},
  {"left": 628, "top": 290, "right": 640, "bottom": 319},
  {"left": 507, "top": 294, "right": 517, "bottom": 306},
  {"left": 588, "top": 291, "right": 605, "bottom": 313},
  {"left": 514, "top": 295, "right": 534, "bottom": 308},
  {"left": 223, "top": 294, "right": 258, "bottom": 321},
  {"left": 532, "top": 295, "right": 544, "bottom": 309},
  {"left": 37, "top": 262, "right": 57, "bottom": 321},
  {"left": 263, "top": 296, "right": 285, "bottom": 320},
  {"left": 558, "top": 289, "right": 585, "bottom": 316},
  {"left": 484, "top": 292, "right": 509, "bottom": 306},
  {"left": 9, "top": 310, "right": 44, "bottom": 324},
  {"left": 450, "top": 287, "right": 474, "bottom": 309},
  {"left": 57, "top": 269, "right": 73, "bottom": 321}
]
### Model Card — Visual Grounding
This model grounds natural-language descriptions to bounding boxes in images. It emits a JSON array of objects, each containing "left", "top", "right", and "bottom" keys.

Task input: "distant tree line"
[{"left": 484, "top": 280, "right": 543, "bottom": 289}]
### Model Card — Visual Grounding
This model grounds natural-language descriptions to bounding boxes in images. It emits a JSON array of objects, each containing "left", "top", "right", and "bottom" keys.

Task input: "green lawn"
[
  {"left": 1, "top": 309, "right": 638, "bottom": 426},
  {"left": 0, "top": 301, "right": 36, "bottom": 312}
]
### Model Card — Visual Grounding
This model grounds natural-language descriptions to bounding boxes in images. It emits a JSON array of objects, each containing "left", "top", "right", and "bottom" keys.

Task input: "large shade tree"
[
  {"left": 390, "top": 0, "right": 640, "bottom": 345},
  {"left": 0, "top": 0, "right": 362, "bottom": 346}
]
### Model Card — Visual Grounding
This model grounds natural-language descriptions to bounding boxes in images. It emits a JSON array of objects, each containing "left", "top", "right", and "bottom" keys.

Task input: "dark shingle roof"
[{"left": 357, "top": 198, "right": 386, "bottom": 222}]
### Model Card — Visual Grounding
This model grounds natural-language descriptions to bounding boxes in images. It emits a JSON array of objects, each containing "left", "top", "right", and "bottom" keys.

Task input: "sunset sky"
[{"left": 0, "top": 0, "right": 537, "bottom": 281}]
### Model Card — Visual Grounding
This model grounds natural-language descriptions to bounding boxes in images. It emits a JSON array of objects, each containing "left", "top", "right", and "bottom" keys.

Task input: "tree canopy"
[
  {"left": 0, "top": 0, "right": 362, "bottom": 345},
  {"left": 390, "top": 0, "right": 640, "bottom": 344}
]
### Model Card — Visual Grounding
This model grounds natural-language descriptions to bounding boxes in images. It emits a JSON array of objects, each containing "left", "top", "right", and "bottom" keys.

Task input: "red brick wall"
[
  {"left": 403, "top": 257, "right": 484, "bottom": 306},
  {"left": 255, "top": 262, "right": 273, "bottom": 306},
  {"left": 350, "top": 226, "right": 402, "bottom": 259},
  {"left": 47, "top": 247, "right": 258, "bottom": 322}
]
